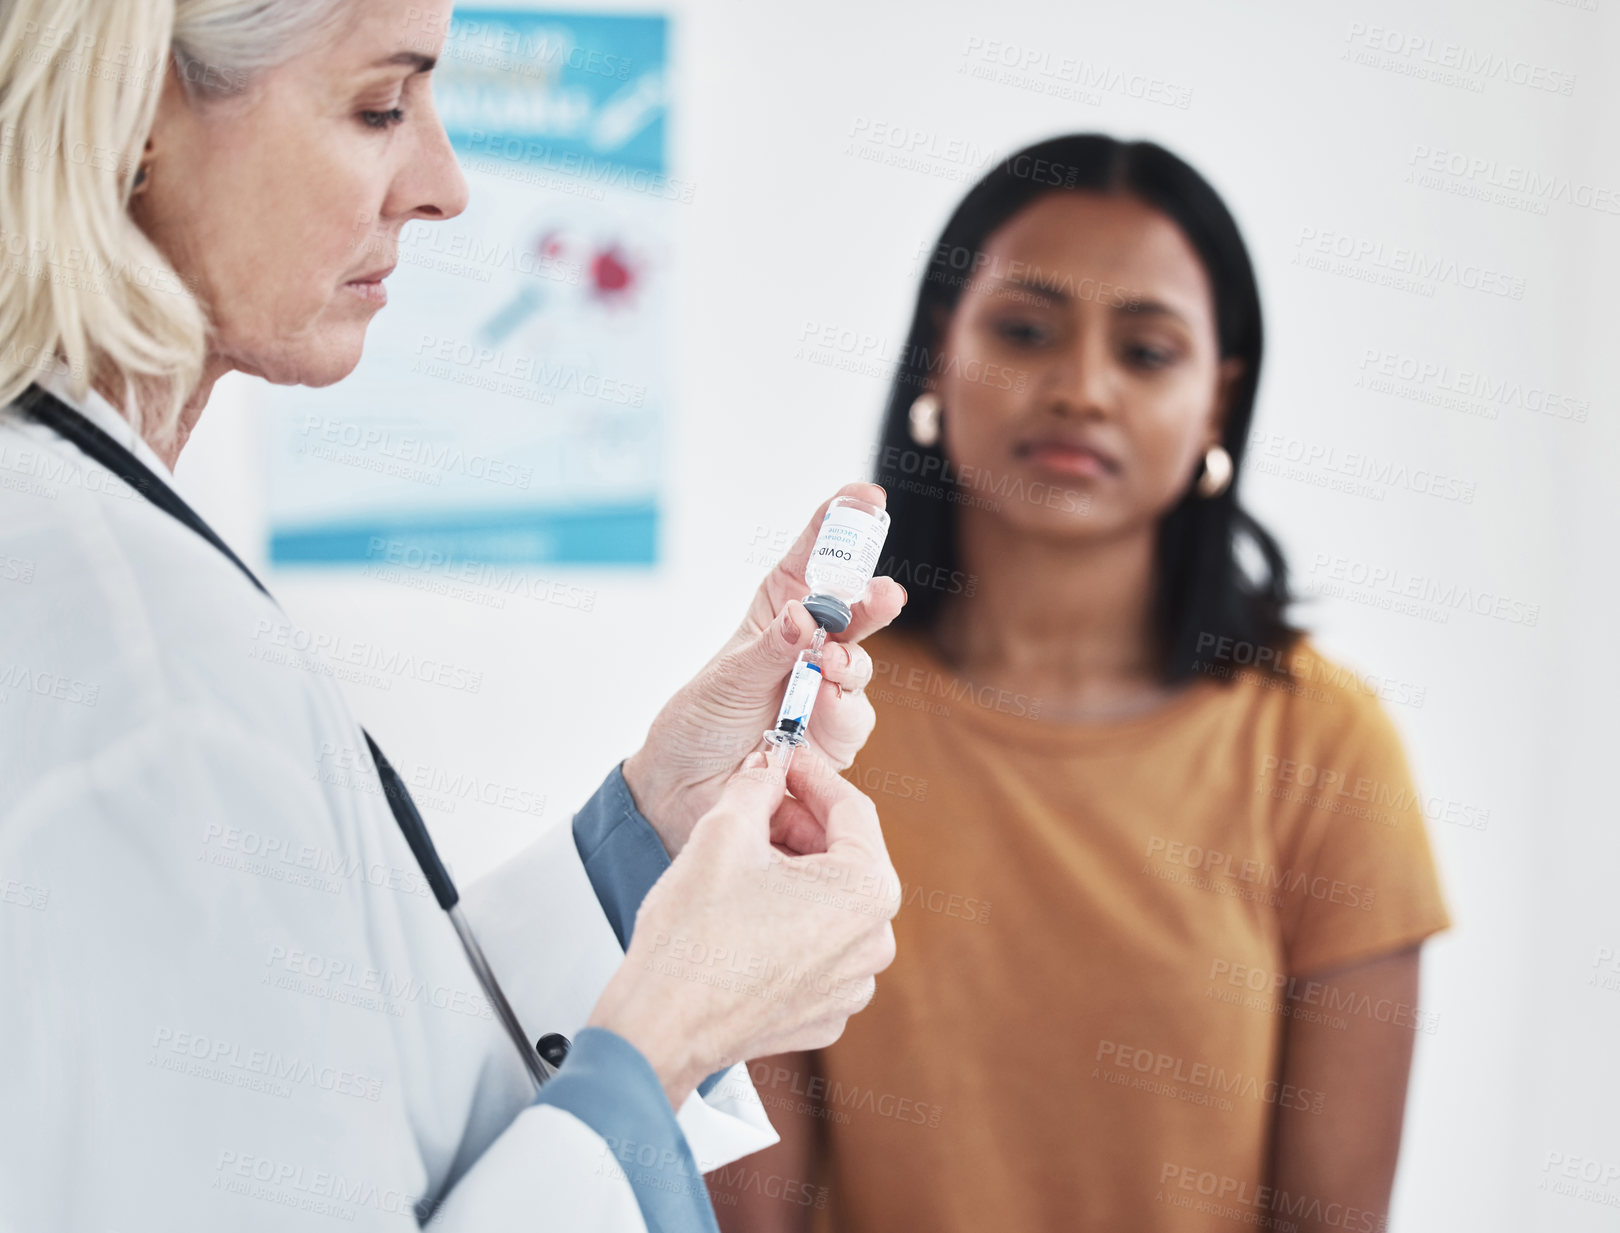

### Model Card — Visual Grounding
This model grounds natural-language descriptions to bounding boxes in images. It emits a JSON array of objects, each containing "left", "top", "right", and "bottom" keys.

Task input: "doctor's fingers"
[
  {"left": 785, "top": 749, "right": 893, "bottom": 870},
  {"left": 847, "top": 919, "right": 897, "bottom": 981},
  {"left": 784, "top": 976, "right": 882, "bottom": 1052},
  {"left": 688, "top": 756, "right": 787, "bottom": 851},
  {"left": 836, "top": 575, "right": 907, "bottom": 646},
  {"left": 753, "top": 921, "right": 892, "bottom": 1052},
  {"left": 810, "top": 638, "right": 874, "bottom": 694},
  {"left": 769, "top": 794, "right": 828, "bottom": 856},
  {"left": 803, "top": 688, "right": 877, "bottom": 773}
]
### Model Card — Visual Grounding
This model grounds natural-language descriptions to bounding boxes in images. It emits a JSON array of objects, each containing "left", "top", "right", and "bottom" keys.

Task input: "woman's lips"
[{"left": 1018, "top": 442, "right": 1118, "bottom": 479}]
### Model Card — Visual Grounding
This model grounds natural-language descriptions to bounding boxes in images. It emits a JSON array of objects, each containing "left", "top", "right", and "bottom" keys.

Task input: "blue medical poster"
[{"left": 262, "top": 10, "right": 676, "bottom": 566}]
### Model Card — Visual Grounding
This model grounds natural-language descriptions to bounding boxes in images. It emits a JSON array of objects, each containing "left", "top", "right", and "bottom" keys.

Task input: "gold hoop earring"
[
  {"left": 908, "top": 393, "right": 941, "bottom": 447},
  {"left": 1197, "top": 444, "right": 1233, "bottom": 498}
]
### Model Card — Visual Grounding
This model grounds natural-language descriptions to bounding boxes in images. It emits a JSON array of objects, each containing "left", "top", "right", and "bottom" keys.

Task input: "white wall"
[{"left": 177, "top": 0, "right": 1618, "bottom": 1227}]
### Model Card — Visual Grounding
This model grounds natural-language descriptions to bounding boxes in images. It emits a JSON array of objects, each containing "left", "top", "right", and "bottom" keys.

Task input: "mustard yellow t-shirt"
[{"left": 801, "top": 628, "right": 1450, "bottom": 1233}]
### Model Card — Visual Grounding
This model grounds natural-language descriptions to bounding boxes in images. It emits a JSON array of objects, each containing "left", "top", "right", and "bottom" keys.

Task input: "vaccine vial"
[{"left": 801, "top": 495, "right": 891, "bottom": 634}]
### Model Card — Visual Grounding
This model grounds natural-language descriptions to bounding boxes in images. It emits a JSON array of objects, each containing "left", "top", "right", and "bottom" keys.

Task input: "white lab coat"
[{"left": 0, "top": 371, "right": 775, "bottom": 1230}]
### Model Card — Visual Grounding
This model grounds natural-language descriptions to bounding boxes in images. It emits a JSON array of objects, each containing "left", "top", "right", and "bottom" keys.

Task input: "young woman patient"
[{"left": 712, "top": 134, "right": 1450, "bottom": 1233}]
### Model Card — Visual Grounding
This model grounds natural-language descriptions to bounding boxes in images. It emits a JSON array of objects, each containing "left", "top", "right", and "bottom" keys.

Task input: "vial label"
[
  {"left": 808, "top": 505, "right": 886, "bottom": 602},
  {"left": 775, "top": 658, "right": 823, "bottom": 731}
]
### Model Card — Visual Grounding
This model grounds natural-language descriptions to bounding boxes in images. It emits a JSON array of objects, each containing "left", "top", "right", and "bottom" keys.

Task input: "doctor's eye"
[{"left": 360, "top": 107, "right": 406, "bottom": 130}]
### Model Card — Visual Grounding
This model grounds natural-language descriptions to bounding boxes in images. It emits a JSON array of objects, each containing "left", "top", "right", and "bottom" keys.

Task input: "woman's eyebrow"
[
  {"left": 1117, "top": 298, "right": 1189, "bottom": 324},
  {"left": 983, "top": 277, "right": 1187, "bottom": 320},
  {"left": 984, "top": 277, "right": 1065, "bottom": 303},
  {"left": 370, "top": 50, "right": 437, "bottom": 73}
]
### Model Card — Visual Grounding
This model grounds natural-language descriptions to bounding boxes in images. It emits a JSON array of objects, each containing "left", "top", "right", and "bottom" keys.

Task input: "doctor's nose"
[{"left": 393, "top": 110, "right": 471, "bottom": 226}]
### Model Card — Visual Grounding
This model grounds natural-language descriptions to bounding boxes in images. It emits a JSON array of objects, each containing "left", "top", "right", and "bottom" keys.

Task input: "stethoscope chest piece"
[{"left": 536, "top": 1033, "right": 572, "bottom": 1070}]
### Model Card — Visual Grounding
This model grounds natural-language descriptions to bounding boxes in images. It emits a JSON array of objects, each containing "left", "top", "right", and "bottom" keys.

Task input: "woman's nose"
[
  {"left": 1047, "top": 337, "right": 1114, "bottom": 419},
  {"left": 395, "top": 112, "right": 470, "bottom": 224},
  {"left": 416, "top": 132, "right": 470, "bottom": 222}
]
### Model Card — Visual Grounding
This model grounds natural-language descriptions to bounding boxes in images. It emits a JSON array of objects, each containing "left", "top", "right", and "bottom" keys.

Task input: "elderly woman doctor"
[{"left": 0, "top": 1, "right": 904, "bottom": 1230}]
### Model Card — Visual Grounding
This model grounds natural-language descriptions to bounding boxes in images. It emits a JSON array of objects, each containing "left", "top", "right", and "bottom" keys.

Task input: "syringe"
[
  {"left": 763, "top": 626, "right": 826, "bottom": 773},
  {"left": 761, "top": 494, "right": 890, "bottom": 774}
]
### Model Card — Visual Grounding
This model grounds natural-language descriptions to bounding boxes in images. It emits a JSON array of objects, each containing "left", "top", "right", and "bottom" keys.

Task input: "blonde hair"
[{"left": 0, "top": 0, "right": 348, "bottom": 446}]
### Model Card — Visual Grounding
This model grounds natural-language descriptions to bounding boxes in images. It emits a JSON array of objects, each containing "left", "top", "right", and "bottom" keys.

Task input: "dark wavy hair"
[{"left": 871, "top": 134, "right": 1301, "bottom": 684}]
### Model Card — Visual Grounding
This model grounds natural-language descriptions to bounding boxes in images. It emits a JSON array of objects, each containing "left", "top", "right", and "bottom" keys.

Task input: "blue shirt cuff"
[
  {"left": 536, "top": 1026, "right": 719, "bottom": 1233},
  {"left": 573, "top": 765, "right": 728, "bottom": 1101},
  {"left": 573, "top": 762, "right": 672, "bottom": 950}
]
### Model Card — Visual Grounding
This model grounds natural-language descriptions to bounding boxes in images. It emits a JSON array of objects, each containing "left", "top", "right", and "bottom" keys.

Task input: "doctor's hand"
[
  {"left": 622, "top": 481, "right": 907, "bottom": 857},
  {"left": 588, "top": 747, "right": 899, "bottom": 1110}
]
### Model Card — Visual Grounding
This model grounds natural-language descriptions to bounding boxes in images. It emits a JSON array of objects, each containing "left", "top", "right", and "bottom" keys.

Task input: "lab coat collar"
[{"left": 31, "top": 362, "right": 182, "bottom": 495}]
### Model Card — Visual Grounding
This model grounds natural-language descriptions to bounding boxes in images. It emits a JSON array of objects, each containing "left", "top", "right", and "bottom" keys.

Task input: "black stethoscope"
[{"left": 16, "top": 383, "right": 570, "bottom": 1090}]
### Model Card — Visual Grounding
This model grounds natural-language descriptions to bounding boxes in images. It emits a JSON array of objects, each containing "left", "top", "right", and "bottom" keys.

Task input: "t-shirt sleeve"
[{"left": 1274, "top": 689, "right": 1452, "bottom": 976}]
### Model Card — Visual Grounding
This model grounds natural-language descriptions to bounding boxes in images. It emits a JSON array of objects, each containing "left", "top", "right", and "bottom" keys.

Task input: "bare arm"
[
  {"left": 1269, "top": 946, "right": 1423, "bottom": 1233},
  {"left": 710, "top": 1051, "right": 823, "bottom": 1233}
]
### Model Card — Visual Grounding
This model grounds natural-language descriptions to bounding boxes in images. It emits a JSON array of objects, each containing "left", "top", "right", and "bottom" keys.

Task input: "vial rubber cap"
[{"left": 802, "top": 594, "right": 852, "bottom": 633}]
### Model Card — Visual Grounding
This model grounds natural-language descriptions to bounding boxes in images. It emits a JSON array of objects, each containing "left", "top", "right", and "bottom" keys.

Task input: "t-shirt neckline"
[{"left": 873, "top": 626, "right": 1226, "bottom": 748}]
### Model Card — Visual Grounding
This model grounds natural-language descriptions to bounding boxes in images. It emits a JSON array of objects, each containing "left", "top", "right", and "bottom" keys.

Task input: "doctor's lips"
[
  {"left": 1014, "top": 431, "right": 1122, "bottom": 479},
  {"left": 343, "top": 260, "right": 396, "bottom": 307}
]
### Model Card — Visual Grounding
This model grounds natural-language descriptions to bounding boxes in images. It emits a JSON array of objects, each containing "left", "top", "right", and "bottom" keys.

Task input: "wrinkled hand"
[
  {"left": 589, "top": 747, "right": 900, "bottom": 1107},
  {"left": 622, "top": 482, "right": 906, "bottom": 855}
]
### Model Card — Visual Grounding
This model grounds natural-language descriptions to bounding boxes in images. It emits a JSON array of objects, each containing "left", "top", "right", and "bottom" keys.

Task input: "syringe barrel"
[{"left": 771, "top": 652, "right": 823, "bottom": 739}]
